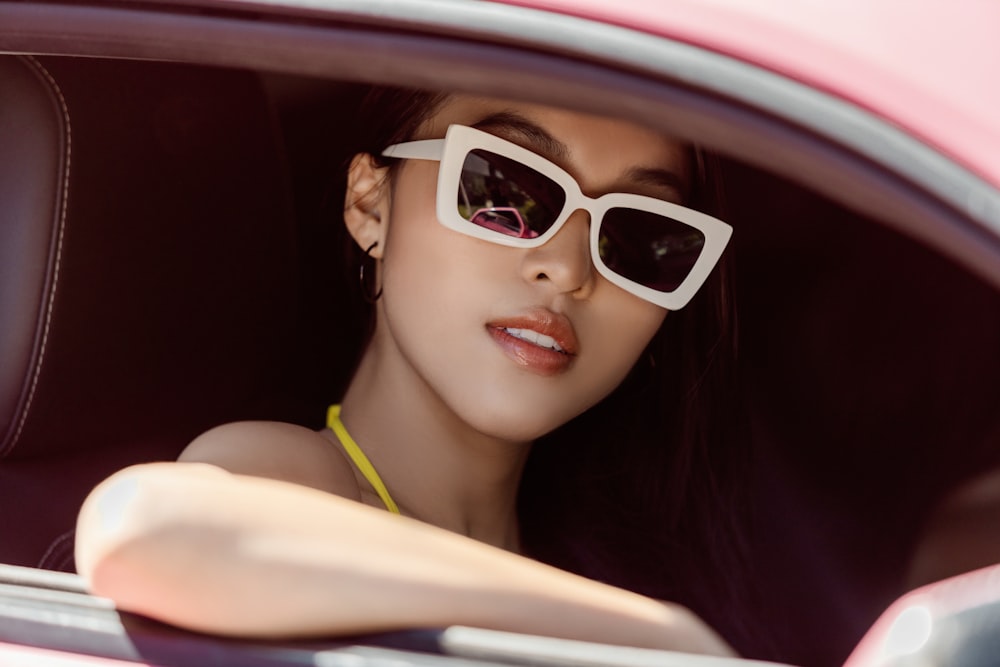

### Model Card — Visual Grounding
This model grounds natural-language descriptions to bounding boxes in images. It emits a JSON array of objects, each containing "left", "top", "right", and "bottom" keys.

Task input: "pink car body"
[{"left": 512, "top": 0, "right": 1000, "bottom": 188}]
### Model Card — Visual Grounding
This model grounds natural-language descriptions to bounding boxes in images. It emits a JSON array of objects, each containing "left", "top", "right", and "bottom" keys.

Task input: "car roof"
[
  {"left": 15, "top": 0, "right": 996, "bottom": 187},
  {"left": 495, "top": 0, "right": 1000, "bottom": 189}
]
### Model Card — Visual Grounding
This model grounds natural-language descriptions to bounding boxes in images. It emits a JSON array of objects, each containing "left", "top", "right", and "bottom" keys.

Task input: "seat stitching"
[
  {"left": 37, "top": 529, "right": 75, "bottom": 571},
  {"left": 2, "top": 56, "right": 72, "bottom": 458}
]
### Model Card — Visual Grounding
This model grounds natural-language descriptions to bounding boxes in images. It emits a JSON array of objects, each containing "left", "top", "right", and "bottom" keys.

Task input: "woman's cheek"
[{"left": 587, "top": 290, "right": 667, "bottom": 392}]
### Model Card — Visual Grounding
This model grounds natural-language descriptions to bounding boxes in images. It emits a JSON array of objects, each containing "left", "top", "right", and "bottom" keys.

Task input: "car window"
[{"left": 0, "top": 3, "right": 998, "bottom": 665}]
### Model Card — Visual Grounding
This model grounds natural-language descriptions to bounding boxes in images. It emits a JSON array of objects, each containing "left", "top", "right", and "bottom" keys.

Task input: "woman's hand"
[{"left": 76, "top": 462, "right": 734, "bottom": 656}]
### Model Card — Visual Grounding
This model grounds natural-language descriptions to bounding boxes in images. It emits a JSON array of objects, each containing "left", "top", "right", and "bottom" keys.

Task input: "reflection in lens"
[
  {"left": 458, "top": 150, "right": 565, "bottom": 239},
  {"left": 600, "top": 208, "right": 705, "bottom": 292}
]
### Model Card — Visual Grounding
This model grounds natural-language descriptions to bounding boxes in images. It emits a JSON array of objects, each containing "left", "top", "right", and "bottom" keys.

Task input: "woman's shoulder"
[{"left": 179, "top": 420, "right": 362, "bottom": 501}]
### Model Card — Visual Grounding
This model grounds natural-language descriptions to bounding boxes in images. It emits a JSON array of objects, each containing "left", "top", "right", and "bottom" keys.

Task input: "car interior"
[{"left": 1, "top": 31, "right": 999, "bottom": 667}]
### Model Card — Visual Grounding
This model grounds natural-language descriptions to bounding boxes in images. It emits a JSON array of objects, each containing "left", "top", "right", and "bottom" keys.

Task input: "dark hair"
[
  {"left": 323, "top": 87, "right": 449, "bottom": 399},
  {"left": 519, "top": 161, "right": 753, "bottom": 649},
  {"left": 331, "top": 86, "right": 754, "bottom": 652}
]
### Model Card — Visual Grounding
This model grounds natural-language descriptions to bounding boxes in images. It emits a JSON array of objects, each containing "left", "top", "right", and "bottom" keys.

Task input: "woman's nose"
[{"left": 520, "top": 210, "right": 595, "bottom": 299}]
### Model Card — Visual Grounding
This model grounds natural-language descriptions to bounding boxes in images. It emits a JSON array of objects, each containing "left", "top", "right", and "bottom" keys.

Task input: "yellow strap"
[{"left": 326, "top": 405, "right": 400, "bottom": 515}]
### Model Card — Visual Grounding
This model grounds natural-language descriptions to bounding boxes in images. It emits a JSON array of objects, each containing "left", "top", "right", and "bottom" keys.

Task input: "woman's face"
[{"left": 360, "top": 95, "right": 689, "bottom": 441}]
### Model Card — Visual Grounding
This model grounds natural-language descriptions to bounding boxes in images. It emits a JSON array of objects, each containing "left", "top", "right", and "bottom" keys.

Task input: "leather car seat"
[{"left": 0, "top": 55, "right": 299, "bottom": 571}]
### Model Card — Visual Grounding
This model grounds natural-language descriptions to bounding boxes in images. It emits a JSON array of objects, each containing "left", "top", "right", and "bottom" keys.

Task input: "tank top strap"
[{"left": 326, "top": 404, "right": 400, "bottom": 515}]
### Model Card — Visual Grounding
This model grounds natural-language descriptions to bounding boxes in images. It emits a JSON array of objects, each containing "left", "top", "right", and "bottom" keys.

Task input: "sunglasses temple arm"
[{"left": 381, "top": 138, "right": 445, "bottom": 160}]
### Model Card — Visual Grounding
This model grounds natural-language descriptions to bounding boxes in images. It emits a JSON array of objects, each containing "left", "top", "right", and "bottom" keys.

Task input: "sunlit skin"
[{"left": 73, "top": 95, "right": 734, "bottom": 657}]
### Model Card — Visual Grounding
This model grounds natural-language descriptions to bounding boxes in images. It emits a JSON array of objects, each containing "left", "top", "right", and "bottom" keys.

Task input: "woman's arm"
[{"left": 75, "top": 462, "right": 734, "bottom": 656}]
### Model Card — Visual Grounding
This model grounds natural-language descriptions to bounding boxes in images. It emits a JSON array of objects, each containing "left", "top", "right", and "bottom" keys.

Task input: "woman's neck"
[{"left": 338, "top": 342, "right": 531, "bottom": 552}]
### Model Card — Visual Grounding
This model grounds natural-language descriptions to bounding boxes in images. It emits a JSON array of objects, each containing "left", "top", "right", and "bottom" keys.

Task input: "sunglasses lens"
[
  {"left": 599, "top": 208, "right": 706, "bottom": 292},
  {"left": 456, "top": 149, "right": 566, "bottom": 240}
]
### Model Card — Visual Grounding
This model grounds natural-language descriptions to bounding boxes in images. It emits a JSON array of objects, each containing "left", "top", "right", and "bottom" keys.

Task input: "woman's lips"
[{"left": 486, "top": 310, "right": 578, "bottom": 376}]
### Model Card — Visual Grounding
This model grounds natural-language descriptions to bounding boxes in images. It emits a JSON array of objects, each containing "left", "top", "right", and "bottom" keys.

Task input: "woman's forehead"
[{"left": 420, "top": 94, "right": 690, "bottom": 197}]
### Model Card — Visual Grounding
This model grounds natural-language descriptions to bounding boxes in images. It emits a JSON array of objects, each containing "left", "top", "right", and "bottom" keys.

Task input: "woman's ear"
[{"left": 344, "top": 153, "right": 390, "bottom": 257}]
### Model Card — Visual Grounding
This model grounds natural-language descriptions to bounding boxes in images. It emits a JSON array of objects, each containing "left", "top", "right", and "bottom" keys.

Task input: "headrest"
[{"left": 0, "top": 56, "right": 67, "bottom": 457}]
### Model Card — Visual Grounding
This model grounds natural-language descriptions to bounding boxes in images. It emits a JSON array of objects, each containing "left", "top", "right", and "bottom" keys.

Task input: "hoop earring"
[{"left": 359, "top": 241, "right": 383, "bottom": 303}]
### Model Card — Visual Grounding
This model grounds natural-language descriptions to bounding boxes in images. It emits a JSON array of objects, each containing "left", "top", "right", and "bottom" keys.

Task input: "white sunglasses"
[{"left": 383, "top": 124, "right": 732, "bottom": 310}]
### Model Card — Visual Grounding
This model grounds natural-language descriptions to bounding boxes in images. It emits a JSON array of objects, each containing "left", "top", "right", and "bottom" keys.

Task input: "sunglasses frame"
[{"left": 382, "top": 124, "right": 732, "bottom": 310}]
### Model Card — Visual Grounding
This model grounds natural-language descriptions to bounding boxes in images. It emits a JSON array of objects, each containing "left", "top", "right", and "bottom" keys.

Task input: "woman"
[{"left": 75, "top": 88, "right": 746, "bottom": 657}]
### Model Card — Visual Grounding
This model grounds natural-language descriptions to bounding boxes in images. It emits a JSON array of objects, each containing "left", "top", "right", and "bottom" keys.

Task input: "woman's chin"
[{"left": 457, "top": 402, "right": 587, "bottom": 445}]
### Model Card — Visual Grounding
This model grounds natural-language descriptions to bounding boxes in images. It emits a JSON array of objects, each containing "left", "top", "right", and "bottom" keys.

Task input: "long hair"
[
  {"left": 331, "top": 86, "right": 754, "bottom": 651},
  {"left": 518, "top": 159, "right": 753, "bottom": 647}
]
